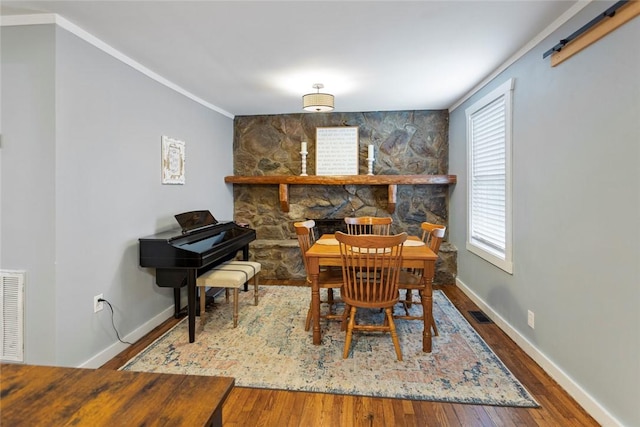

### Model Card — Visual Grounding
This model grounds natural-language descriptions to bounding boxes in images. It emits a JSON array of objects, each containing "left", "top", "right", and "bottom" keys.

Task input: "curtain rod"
[{"left": 543, "top": 0, "right": 628, "bottom": 59}]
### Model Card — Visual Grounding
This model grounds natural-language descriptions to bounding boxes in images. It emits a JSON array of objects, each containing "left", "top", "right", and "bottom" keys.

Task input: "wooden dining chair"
[
  {"left": 396, "top": 222, "right": 446, "bottom": 335},
  {"left": 294, "top": 220, "right": 344, "bottom": 331},
  {"left": 419, "top": 222, "right": 446, "bottom": 254},
  {"left": 335, "top": 231, "right": 407, "bottom": 360},
  {"left": 344, "top": 216, "right": 392, "bottom": 235}
]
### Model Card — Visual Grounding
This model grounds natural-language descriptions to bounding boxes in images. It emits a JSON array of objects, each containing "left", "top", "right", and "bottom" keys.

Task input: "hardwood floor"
[{"left": 101, "top": 281, "right": 598, "bottom": 426}]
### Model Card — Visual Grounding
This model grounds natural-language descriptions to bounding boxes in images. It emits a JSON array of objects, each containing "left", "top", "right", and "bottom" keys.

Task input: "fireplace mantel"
[{"left": 224, "top": 174, "right": 457, "bottom": 213}]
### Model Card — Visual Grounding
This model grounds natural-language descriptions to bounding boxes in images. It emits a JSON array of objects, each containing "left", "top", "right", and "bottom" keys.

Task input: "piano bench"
[{"left": 196, "top": 261, "right": 261, "bottom": 328}]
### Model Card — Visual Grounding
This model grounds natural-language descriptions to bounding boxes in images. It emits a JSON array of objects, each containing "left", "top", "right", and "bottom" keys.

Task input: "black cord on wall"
[{"left": 98, "top": 298, "right": 134, "bottom": 345}]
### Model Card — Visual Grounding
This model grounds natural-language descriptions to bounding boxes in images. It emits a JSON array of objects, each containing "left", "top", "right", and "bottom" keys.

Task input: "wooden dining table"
[{"left": 305, "top": 233, "right": 438, "bottom": 352}]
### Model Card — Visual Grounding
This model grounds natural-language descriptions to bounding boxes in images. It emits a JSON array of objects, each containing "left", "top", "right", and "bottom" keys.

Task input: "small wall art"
[{"left": 161, "top": 135, "right": 186, "bottom": 184}]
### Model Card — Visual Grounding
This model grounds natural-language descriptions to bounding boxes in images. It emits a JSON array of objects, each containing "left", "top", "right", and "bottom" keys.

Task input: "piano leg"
[
  {"left": 242, "top": 245, "right": 250, "bottom": 291},
  {"left": 187, "top": 268, "right": 197, "bottom": 343},
  {"left": 173, "top": 288, "right": 181, "bottom": 318}
]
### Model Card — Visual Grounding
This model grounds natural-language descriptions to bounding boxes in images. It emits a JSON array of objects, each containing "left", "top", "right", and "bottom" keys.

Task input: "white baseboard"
[
  {"left": 79, "top": 305, "right": 174, "bottom": 369},
  {"left": 455, "top": 277, "right": 622, "bottom": 427}
]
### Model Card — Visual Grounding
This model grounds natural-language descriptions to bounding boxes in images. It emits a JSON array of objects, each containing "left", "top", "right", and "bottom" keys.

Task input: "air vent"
[
  {"left": 1, "top": 270, "right": 25, "bottom": 362},
  {"left": 469, "top": 310, "right": 493, "bottom": 324}
]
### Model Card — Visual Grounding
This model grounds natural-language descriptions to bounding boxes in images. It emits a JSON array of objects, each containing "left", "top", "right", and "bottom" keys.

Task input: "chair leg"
[
  {"left": 304, "top": 294, "right": 326, "bottom": 331},
  {"left": 415, "top": 289, "right": 438, "bottom": 336},
  {"left": 232, "top": 288, "right": 239, "bottom": 328},
  {"left": 253, "top": 274, "right": 259, "bottom": 306},
  {"left": 401, "top": 289, "right": 412, "bottom": 315},
  {"left": 430, "top": 312, "right": 439, "bottom": 336},
  {"left": 386, "top": 308, "right": 403, "bottom": 361},
  {"left": 305, "top": 305, "right": 312, "bottom": 331},
  {"left": 401, "top": 302, "right": 410, "bottom": 316},
  {"left": 341, "top": 304, "right": 350, "bottom": 331},
  {"left": 305, "top": 288, "right": 341, "bottom": 331},
  {"left": 327, "top": 288, "right": 335, "bottom": 313},
  {"left": 199, "top": 287, "right": 206, "bottom": 325},
  {"left": 343, "top": 306, "right": 357, "bottom": 358}
]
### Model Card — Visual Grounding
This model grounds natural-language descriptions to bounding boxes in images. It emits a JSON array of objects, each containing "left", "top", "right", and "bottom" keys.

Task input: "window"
[{"left": 466, "top": 79, "right": 513, "bottom": 274}]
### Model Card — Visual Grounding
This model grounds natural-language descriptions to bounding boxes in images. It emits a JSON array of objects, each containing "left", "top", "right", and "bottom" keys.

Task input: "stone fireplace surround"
[{"left": 230, "top": 111, "right": 457, "bottom": 285}]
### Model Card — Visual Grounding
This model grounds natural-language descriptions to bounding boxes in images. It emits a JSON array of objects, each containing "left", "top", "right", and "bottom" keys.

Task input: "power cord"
[{"left": 98, "top": 298, "right": 134, "bottom": 345}]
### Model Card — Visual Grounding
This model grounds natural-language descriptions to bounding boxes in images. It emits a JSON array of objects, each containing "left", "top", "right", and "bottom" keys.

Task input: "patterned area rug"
[{"left": 121, "top": 286, "right": 538, "bottom": 407}]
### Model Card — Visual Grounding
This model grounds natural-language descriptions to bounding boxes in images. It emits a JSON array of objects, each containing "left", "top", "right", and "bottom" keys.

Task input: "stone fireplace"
[{"left": 230, "top": 111, "right": 457, "bottom": 284}]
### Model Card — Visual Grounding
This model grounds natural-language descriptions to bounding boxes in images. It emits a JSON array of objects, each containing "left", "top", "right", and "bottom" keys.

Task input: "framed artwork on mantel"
[
  {"left": 315, "top": 126, "right": 359, "bottom": 176},
  {"left": 161, "top": 135, "right": 186, "bottom": 184}
]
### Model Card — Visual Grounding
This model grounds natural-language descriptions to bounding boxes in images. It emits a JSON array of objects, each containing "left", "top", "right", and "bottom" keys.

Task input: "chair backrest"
[
  {"left": 335, "top": 231, "right": 407, "bottom": 308},
  {"left": 294, "top": 220, "right": 317, "bottom": 280},
  {"left": 420, "top": 222, "right": 446, "bottom": 254},
  {"left": 344, "top": 216, "right": 392, "bottom": 235}
]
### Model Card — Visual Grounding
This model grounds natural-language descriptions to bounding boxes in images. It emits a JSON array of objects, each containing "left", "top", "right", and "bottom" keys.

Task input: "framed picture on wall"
[
  {"left": 161, "top": 135, "right": 186, "bottom": 184},
  {"left": 315, "top": 126, "right": 359, "bottom": 175}
]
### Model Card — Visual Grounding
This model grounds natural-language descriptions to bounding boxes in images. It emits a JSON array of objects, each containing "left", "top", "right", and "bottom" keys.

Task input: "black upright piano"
[{"left": 139, "top": 210, "right": 256, "bottom": 342}]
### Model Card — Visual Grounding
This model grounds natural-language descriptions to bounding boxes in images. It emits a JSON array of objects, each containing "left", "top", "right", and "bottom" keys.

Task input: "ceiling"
[{"left": 1, "top": 1, "right": 580, "bottom": 117}]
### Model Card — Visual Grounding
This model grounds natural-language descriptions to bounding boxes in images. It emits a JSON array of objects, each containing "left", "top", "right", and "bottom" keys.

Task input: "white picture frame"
[
  {"left": 161, "top": 135, "right": 186, "bottom": 185},
  {"left": 315, "top": 126, "right": 359, "bottom": 176}
]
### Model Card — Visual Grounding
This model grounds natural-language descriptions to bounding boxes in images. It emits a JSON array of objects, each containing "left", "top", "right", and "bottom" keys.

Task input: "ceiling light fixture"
[{"left": 302, "top": 83, "right": 334, "bottom": 112}]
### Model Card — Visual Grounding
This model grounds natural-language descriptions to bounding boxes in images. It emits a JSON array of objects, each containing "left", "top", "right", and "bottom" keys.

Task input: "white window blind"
[
  {"left": 466, "top": 79, "right": 513, "bottom": 273},
  {"left": 470, "top": 97, "right": 506, "bottom": 252}
]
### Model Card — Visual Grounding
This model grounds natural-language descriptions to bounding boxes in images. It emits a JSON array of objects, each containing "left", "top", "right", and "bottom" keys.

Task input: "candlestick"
[
  {"left": 300, "top": 151, "right": 308, "bottom": 176},
  {"left": 366, "top": 145, "right": 375, "bottom": 175},
  {"left": 366, "top": 158, "right": 374, "bottom": 175}
]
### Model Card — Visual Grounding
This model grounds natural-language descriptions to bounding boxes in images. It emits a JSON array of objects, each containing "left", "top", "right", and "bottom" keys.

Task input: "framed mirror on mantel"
[{"left": 223, "top": 175, "right": 457, "bottom": 213}]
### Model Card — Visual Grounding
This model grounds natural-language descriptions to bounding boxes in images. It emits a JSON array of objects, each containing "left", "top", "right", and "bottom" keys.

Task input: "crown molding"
[
  {"left": 449, "top": 0, "right": 592, "bottom": 112},
  {"left": 1, "top": 13, "right": 234, "bottom": 119}
]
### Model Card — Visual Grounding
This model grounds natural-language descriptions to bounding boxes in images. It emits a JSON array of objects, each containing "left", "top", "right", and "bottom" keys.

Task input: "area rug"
[{"left": 121, "top": 286, "right": 538, "bottom": 407}]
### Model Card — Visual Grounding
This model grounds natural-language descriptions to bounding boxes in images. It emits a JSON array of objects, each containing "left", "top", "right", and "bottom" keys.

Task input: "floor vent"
[
  {"left": 1, "top": 270, "right": 25, "bottom": 362},
  {"left": 469, "top": 310, "right": 493, "bottom": 324}
]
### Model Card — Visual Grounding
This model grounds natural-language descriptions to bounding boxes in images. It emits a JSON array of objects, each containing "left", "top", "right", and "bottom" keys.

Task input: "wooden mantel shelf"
[{"left": 224, "top": 174, "right": 457, "bottom": 213}]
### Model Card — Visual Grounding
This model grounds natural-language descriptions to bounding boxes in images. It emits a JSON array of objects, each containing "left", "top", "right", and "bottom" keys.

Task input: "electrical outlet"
[
  {"left": 94, "top": 294, "right": 104, "bottom": 313},
  {"left": 527, "top": 310, "right": 535, "bottom": 329}
]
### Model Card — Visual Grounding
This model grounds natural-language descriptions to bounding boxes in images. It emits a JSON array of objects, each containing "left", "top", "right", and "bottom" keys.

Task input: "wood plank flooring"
[{"left": 101, "top": 282, "right": 598, "bottom": 426}]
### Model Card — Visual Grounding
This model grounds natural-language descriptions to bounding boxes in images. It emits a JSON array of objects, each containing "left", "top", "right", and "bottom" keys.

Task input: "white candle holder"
[
  {"left": 300, "top": 151, "right": 308, "bottom": 176},
  {"left": 366, "top": 157, "right": 374, "bottom": 175}
]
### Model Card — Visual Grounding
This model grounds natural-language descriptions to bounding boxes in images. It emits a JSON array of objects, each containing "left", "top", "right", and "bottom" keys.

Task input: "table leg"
[
  {"left": 421, "top": 260, "right": 435, "bottom": 353},
  {"left": 308, "top": 257, "right": 321, "bottom": 345}
]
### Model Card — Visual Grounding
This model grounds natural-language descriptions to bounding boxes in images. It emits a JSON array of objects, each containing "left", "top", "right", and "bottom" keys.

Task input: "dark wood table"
[
  {"left": 305, "top": 234, "right": 438, "bottom": 352},
  {"left": 0, "top": 363, "right": 234, "bottom": 426}
]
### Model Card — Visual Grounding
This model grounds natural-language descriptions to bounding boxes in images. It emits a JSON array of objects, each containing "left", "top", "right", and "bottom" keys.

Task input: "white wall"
[
  {"left": 448, "top": 3, "right": 639, "bottom": 426},
  {"left": 1, "top": 23, "right": 234, "bottom": 367}
]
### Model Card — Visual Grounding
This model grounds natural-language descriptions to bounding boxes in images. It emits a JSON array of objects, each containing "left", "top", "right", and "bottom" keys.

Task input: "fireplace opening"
[{"left": 311, "top": 218, "right": 347, "bottom": 237}]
